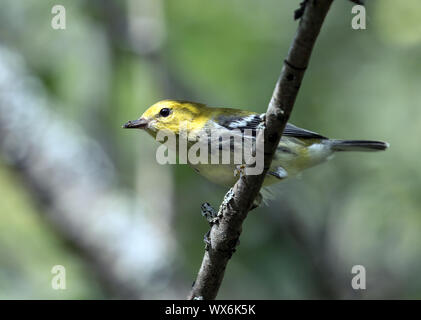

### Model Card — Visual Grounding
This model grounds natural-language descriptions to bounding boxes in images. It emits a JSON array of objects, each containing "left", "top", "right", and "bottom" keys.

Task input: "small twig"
[
  {"left": 188, "top": 0, "right": 334, "bottom": 300},
  {"left": 294, "top": 0, "right": 309, "bottom": 20}
]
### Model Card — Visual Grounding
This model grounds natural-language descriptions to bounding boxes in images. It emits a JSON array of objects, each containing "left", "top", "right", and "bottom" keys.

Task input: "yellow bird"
[{"left": 123, "top": 100, "right": 388, "bottom": 198}]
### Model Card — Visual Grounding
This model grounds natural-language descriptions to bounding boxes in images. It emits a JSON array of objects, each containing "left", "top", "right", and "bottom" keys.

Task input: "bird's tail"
[{"left": 330, "top": 139, "right": 389, "bottom": 152}]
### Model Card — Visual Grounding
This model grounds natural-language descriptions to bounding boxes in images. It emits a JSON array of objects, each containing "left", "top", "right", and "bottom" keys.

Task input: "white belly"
[{"left": 189, "top": 141, "right": 334, "bottom": 187}]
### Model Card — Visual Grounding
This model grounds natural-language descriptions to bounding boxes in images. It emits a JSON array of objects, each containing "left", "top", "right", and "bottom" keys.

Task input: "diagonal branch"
[{"left": 188, "top": 0, "right": 334, "bottom": 300}]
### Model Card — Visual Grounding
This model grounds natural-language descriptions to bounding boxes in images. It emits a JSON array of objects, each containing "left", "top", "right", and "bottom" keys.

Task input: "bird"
[{"left": 123, "top": 99, "right": 388, "bottom": 202}]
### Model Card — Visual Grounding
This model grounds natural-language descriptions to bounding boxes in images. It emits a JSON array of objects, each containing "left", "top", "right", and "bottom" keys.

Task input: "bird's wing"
[
  {"left": 215, "top": 113, "right": 263, "bottom": 132},
  {"left": 216, "top": 113, "right": 327, "bottom": 140},
  {"left": 283, "top": 122, "right": 327, "bottom": 140}
]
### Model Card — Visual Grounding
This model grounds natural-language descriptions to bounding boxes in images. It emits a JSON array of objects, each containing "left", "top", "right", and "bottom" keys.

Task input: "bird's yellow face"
[{"left": 123, "top": 100, "right": 211, "bottom": 138}]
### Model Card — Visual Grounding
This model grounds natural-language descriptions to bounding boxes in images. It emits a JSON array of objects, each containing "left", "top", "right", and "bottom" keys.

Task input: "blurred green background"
[{"left": 0, "top": 0, "right": 420, "bottom": 299}]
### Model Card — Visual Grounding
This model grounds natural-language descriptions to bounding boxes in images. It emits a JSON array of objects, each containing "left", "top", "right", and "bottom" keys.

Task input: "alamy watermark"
[
  {"left": 51, "top": 265, "right": 66, "bottom": 290},
  {"left": 351, "top": 265, "right": 366, "bottom": 290},
  {"left": 50, "top": 4, "right": 366, "bottom": 32},
  {"left": 51, "top": 5, "right": 66, "bottom": 30},
  {"left": 153, "top": 121, "right": 265, "bottom": 176},
  {"left": 351, "top": 5, "right": 366, "bottom": 30}
]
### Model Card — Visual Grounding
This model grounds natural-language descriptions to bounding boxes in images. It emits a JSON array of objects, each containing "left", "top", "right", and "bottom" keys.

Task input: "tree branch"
[{"left": 188, "top": 0, "right": 334, "bottom": 300}]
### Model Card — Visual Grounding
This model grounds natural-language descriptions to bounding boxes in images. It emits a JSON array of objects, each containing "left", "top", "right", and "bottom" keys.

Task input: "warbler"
[{"left": 123, "top": 100, "right": 388, "bottom": 196}]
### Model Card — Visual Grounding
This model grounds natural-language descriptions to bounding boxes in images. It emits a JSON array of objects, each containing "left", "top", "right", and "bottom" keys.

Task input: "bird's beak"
[{"left": 122, "top": 118, "right": 148, "bottom": 129}]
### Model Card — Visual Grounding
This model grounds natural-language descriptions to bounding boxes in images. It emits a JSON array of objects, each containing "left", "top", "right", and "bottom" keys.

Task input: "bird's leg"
[{"left": 233, "top": 164, "right": 246, "bottom": 178}]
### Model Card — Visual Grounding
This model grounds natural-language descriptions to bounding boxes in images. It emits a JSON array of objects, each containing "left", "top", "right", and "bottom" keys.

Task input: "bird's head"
[{"left": 123, "top": 100, "right": 210, "bottom": 137}]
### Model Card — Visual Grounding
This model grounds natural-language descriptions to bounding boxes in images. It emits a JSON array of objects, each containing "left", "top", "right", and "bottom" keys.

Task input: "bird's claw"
[{"left": 234, "top": 164, "right": 246, "bottom": 178}]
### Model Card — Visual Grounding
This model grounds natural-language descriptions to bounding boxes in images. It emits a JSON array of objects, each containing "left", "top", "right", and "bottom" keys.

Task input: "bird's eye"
[{"left": 159, "top": 108, "right": 171, "bottom": 117}]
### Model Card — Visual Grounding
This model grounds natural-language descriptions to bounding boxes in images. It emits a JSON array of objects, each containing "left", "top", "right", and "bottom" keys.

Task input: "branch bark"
[{"left": 188, "top": 0, "right": 334, "bottom": 300}]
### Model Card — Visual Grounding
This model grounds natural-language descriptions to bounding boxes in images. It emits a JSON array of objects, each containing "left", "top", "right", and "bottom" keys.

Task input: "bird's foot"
[{"left": 234, "top": 164, "right": 246, "bottom": 178}]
